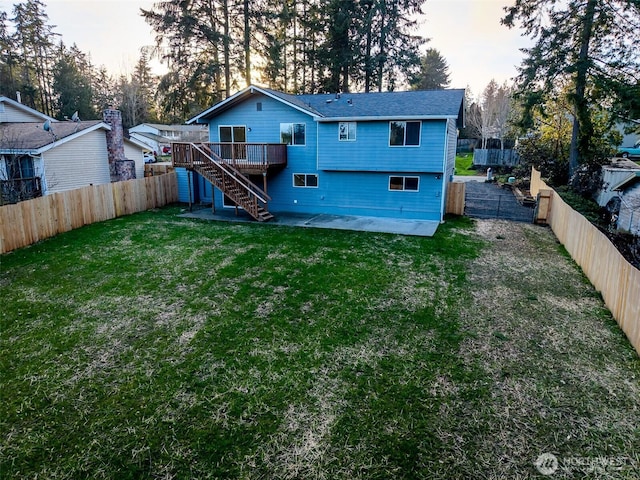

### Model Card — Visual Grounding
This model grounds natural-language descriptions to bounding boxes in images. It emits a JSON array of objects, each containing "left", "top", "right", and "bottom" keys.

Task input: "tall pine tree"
[
  {"left": 11, "top": 0, "right": 58, "bottom": 114},
  {"left": 52, "top": 43, "right": 96, "bottom": 120},
  {"left": 410, "top": 48, "right": 450, "bottom": 90},
  {"left": 503, "top": 0, "right": 640, "bottom": 177}
]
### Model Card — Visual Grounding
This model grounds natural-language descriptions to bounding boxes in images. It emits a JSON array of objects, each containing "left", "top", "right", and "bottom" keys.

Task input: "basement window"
[
  {"left": 293, "top": 173, "right": 318, "bottom": 188},
  {"left": 389, "top": 176, "right": 419, "bottom": 191}
]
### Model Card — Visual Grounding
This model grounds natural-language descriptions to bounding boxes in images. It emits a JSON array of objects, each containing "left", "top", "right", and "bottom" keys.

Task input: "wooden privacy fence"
[
  {"left": 473, "top": 149, "right": 520, "bottom": 167},
  {"left": 0, "top": 172, "right": 178, "bottom": 254},
  {"left": 530, "top": 168, "right": 640, "bottom": 356},
  {"left": 446, "top": 181, "right": 465, "bottom": 215},
  {"left": 144, "top": 163, "right": 174, "bottom": 177}
]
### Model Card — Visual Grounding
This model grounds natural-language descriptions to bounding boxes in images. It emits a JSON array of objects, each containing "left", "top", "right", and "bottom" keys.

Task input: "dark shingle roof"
[
  {"left": 0, "top": 120, "right": 106, "bottom": 152},
  {"left": 264, "top": 88, "right": 465, "bottom": 119},
  {"left": 188, "top": 85, "right": 465, "bottom": 124}
]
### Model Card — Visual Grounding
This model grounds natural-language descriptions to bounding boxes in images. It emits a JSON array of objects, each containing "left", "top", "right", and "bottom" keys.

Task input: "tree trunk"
[
  {"left": 569, "top": 0, "right": 597, "bottom": 177},
  {"left": 364, "top": 1, "right": 373, "bottom": 93},
  {"left": 222, "top": 0, "right": 231, "bottom": 98},
  {"left": 244, "top": 0, "right": 251, "bottom": 87},
  {"left": 377, "top": 0, "right": 387, "bottom": 93},
  {"left": 293, "top": 0, "right": 298, "bottom": 93}
]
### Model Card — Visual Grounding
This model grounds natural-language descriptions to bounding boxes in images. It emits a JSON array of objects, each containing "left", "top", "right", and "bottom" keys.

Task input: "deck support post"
[
  {"left": 187, "top": 170, "right": 193, "bottom": 212},
  {"left": 262, "top": 172, "right": 268, "bottom": 210}
]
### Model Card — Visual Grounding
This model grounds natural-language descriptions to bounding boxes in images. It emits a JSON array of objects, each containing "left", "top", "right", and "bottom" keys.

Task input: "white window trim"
[
  {"left": 338, "top": 121, "right": 356, "bottom": 142},
  {"left": 388, "top": 175, "right": 420, "bottom": 192},
  {"left": 292, "top": 173, "right": 318, "bottom": 188},
  {"left": 280, "top": 122, "right": 306, "bottom": 146},
  {"left": 388, "top": 120, "right": 422, "bottom": 147}
]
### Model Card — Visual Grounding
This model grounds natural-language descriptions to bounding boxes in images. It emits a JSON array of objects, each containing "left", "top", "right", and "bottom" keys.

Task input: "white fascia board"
[
  {"left": 314, "top": 115, "right": 458, "bottom": 122},
  {"left": 0, "top": 96, "right": 56, "bottom": 122},
  {"left": 125, "top": 136, "right": 149, "bottom": 150},
  {"left": 0, "top": 148, "right": 40, "bottom": 155},
  {"left": 252, "top": 87, "right": 320, "bottom": 118},
  {"left": 612, "top": 172, "right": 640, "bottom": 191},
  {"left": 186, "top": 85, "right": 320, "bottom": 124},
  {"left": 186, "top": 87, "right": 254, "bottom": 124},
  {"left": 35, "top": 123, "right": 111, "bottom": 154}
]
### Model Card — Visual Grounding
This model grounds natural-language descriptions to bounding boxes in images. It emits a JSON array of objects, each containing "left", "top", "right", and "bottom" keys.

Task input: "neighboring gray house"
[
  {"left": 0, "top": 96, "right": 144, "bottom": 204},
  {"left": 611, "top": 172, "right": 640, "bottom": 235},
  {"left": 129, "top": 123, "right": 208, "bottom": 154},
  {"left": 596, "top": 158, "right": 640, "bottom": 207}
]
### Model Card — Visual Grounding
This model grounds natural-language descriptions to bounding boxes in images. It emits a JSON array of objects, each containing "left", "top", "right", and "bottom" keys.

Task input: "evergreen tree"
[
  {"left": 0, "top": 10, "right": 20, "bottom": 99},
  {"left": 11, "top": 0, "right": 58, "bottom": 114},
  {"left": 143, "top": 0, "right": 428, "bottom": 104},
  {"left": 92, "top": 66, "right": 117, "bottom": 114},
  {"left": 117, "top": 53, "right": 159, "bottom": 129},
  {"left": 52, "top": 43, "right": 96, "bottom": 120},
  {"left": 410, "top": 48, "right": 450, "bottom": 90},
  {"left": 503, "top": 0, "right": 640, "bottom": 177}
]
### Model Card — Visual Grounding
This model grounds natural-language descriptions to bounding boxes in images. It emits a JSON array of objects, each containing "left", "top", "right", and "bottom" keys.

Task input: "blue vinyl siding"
[
  {"left": 176, "top": 167, "right": 194, "bottom": 203},
  {"left": 265, "top": 171, "right": 443, "bottom": 220},
  {"left": 179, "top": 91, "right": 457, "bottom": 222},
  {"left": 445, "top": 118, "right": 457, "bottom": 179},
  {"left": 317, "top": 120, "right": 447, "bottom": 172},
  {"left": 176, "top": 167, "right": 217, "bottom": 204},
  {"left": 199, "top": 168, "right": 442, "bottom": 221},
  {"left": 205, "top": 93, "right": 317, "bottom": 174}
]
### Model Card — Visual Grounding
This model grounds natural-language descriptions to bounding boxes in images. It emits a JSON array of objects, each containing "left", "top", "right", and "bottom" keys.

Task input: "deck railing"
[{"left": 172, "top": 142, "right": 287, "bottom": 171}]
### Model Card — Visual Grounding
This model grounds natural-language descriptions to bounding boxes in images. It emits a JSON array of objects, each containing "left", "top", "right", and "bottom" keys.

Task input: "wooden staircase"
[{"left": 190, "top": 143, "right": 274, "bottom": 222}]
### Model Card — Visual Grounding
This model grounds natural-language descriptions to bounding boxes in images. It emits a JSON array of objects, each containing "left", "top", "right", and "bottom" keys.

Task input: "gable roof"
[
  {"left": 612, "top": 171, "right": 640, "bottom": 191},
  {"left": 0, "top": 96, "right": 56, "bottom": 123},
  {"left": 129, "top": 131, "right": 168, "bottom": 143},
  {"left": 0, "top": 120, "right": 109, "bottom": 154},
  {"left": 187, "top": 85, "right": 465, "bottom": 125},
  {"left": 124, "top": 136, "right": 151, "bottom": 151}
]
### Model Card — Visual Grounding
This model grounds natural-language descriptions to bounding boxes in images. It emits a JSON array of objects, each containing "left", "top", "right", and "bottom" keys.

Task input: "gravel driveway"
[{"left": 463, "top": 180, "right": 534, "bottom": 222}]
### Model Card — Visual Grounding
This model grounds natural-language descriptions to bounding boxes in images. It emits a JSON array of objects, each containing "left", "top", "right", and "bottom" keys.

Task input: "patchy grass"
[{"left": 1, "top": 208, "right": 639, "bottom": 479}]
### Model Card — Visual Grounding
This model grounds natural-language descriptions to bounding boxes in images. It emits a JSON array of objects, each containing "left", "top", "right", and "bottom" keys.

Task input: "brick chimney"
[{"left": 103, "top": 108, "right": 136, "bottom": 182}]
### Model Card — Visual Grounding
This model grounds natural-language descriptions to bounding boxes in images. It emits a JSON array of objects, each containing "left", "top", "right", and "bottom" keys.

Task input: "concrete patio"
[{"left": 179, "top": 206, "right": 440, "bottom": 237}]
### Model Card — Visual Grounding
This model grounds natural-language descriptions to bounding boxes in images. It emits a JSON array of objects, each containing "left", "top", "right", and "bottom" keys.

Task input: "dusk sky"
[{"left": 2, "top": 0, "right": 531, "bottom": 99}]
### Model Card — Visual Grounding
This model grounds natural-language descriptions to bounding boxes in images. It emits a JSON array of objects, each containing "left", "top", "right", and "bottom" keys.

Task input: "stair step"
[{"left": 192, "top": 150, "right": 273, "bottom": 223}]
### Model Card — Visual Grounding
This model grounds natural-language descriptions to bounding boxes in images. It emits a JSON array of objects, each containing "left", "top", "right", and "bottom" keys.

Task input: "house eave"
[
  {"left": 314, "top": 115, "right": 459, "bottom": 123},
  {"left": 0, "top": 96, "right": 56, "bottom": 123},
  {"left": 37, "top": 122, "right": 111, "bottom": 154},
  {"left": 612, "top": 171, "right": 640, "bottom": 191},
  {"left": 186, "top": 85, "right": 321, "bottom": 124},
  {"left": 0, "top": 149, "right": 40, "bottom": 156},
  {"left": 1, "top": 122, "right": 112, "bottom": 155},
  {"left": 125, "top": 136, "right": 150, "bottom": 150}
]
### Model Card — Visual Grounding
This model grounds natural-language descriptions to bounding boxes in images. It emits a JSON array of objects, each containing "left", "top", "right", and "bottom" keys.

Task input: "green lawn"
[
  {"left": 2, "top": 207, "right": 639, "bottom": 478},
  {"left": 455, "top": 153, "right": 479, "bottom": 176}
]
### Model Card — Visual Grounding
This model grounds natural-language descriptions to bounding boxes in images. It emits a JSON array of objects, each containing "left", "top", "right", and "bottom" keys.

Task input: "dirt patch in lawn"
[{"left": 456, "top": 220, "right": 640, "bottom": 476}]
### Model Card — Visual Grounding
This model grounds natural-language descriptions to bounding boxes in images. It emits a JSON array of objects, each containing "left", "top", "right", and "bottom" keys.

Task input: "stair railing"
[{"left": 188, "top": 143, "right": 272, "bottom": 220}]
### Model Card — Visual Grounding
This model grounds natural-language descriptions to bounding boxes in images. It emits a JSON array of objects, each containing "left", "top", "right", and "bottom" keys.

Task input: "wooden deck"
[
  {"left": 172, "top": 142, "right": 287, "bottom": 174},
  {"left": 171, "top": 142, "right": 280, "bottom": 222}
]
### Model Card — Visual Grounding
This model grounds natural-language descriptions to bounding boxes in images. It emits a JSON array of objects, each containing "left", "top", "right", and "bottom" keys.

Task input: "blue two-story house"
[{"left": 173, "top": 85, "right": 464, "bottom": 224}]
